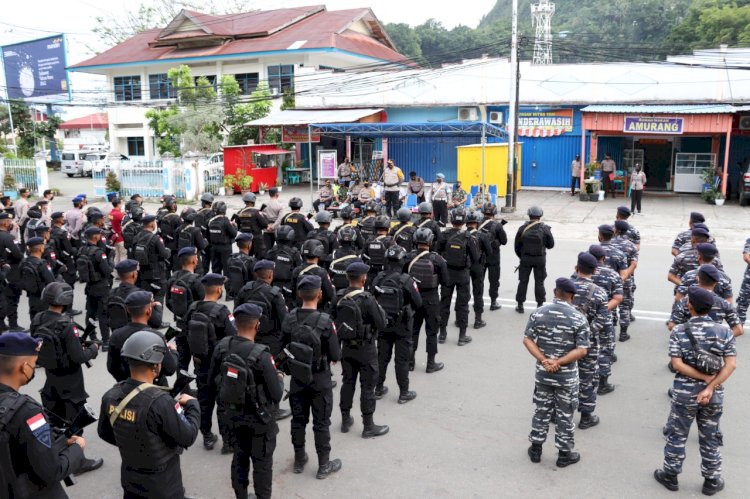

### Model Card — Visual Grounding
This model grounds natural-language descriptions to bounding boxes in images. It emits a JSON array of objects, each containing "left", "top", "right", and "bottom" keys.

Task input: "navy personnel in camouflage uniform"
[
  {"left": 668, "top": 265, "right": 743, "bottom": 338},
  {"left": 612, "top": 220, "right": 639, "bottom": 341},
  {"left": 614, "top": 206, "right": 640, "bottom": 250},
  {"left": 669, "top": 228, "right": 723, "bottom": 289},
  {"left": 671, "top": 212, "right": 716, "bottom": 256},
  {"left": 524, "top": 278, "right": 589, "bottom": 467},
  {"left": 734, "top": 237, "right": 750, "bottom": 324},
  {"left": 675, "top": 244, "right": 731, "bottom": 303},
  {"left": 654, "top": 286, "right": 737, "bottom": 495},
  {"left": 571, "top": 253, "right": 609, "bottom": 429},
  {"left": 587, "top": 245, "right": 623, "bottom": 394}
]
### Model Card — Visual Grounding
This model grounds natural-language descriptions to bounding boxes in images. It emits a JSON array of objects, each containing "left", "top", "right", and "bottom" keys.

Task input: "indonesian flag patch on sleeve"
[
  {"left": 174, "top": 402, "right": 183, "bottom": 414},
  {"left": 227, "top": 367, "right": 239, "bottom": 379},
  {"left": 228, "top": 314, "right": 235, "bottom": 322},
  {"left": 27, "top": 413, "right": 52, "bottom": 448}
]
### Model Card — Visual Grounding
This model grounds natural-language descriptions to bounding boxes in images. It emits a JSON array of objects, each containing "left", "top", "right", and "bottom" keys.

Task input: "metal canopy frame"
[{"left": 309, "top": 121, "right": 507, "bottom": 138}]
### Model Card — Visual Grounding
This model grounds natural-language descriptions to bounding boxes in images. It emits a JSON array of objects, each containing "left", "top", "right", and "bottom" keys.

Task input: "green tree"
[
  {"left": 384, "top": 22, "right": 423, "bottom": 60},
  {"left": 0, "top": 101, "right": 61, "bottom": 158},
  {"left": 226, "top": 82, "right": 273, "bottom": 146},
  {"left": 668, "top": 0, "right": 750, "bottom": 51},
  {"left": 145, "top": 106, "right": 181, "bottom": 156}
]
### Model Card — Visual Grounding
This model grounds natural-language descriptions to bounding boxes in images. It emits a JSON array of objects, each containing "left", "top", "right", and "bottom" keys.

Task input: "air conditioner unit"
[
  {"left": 740, "top": 115, "right": 750, "bottom": 130},
  {"left": 458, "top": 107, "right": 478, "bottom": 121},
  {"left": 489, "top": 111, "right": 503, "bottom": 124}
]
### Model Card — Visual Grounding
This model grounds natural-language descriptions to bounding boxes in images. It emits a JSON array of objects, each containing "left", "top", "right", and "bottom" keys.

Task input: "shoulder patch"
[
  {"left": 27, "top": 413, "right": 52, "bottom": 448},
  {"left": 228, "top": 313, "right": 235, "bottom": 322}
]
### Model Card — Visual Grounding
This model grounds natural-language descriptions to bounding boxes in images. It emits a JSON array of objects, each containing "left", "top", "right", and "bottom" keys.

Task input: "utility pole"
[{"left": 502, "top": 0, "right": 519, "bottom": 213}]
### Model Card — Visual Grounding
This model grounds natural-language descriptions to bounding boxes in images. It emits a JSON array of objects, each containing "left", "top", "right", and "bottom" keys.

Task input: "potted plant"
[
  {"left": 715, "top": 192, "right": 725, "bottom": 206},
  {"left": 259, "top": 182, "right": 268, "bottom": 196},
  {"left": 276, "top": 180, "right": 283, "bottom": 193},
  {"left": 701, "top": 187, "right": 719, "bottom": 204},
  {"left": 235, "top": 168, "right": 254, "bottom": 194},
  {"left": 2, "top": 173, "right": 17, "bottom": 200},
  {"left": 223, "top": 174, "right": 238, "bottom": 194},
  {"left": 105, "top": 170, "right": 121, "bottom": 195}
]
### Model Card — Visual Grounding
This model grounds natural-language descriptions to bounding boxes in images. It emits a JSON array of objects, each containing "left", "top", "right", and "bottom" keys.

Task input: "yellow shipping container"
[{"left": 456, "top": 143, "right": 522, "bottom": 197}]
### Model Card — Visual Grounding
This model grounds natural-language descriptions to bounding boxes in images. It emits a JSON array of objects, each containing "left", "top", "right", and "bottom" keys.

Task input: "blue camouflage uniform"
[
  {"left": 662, "top": 316, "right": 736, "bottom": 479},
  {"left": 670, "top": 294, "right": 741, "bottom": 330},
  {"left": 672, "top": 231, "right": 716, "bottom": 254},
  {"left": 669, "top": 249, "right": 724, "bottom": 290},
  {"left": 677, "top": 268, "right": 732, "bottom": 301},
  {"left": 525, "top": 299, "right": 589, "bottom": 452},
  {"left": 572, "top": 277, "right": 609, "bottom": 415},
  {"left": 590, "top": 266, "right": 623, "bottom": 378},
  {"left": 735, "top": 238, "right": 750, "bottom": 323},
  {"left": 612, "top": 235, "right": 639, "bottom": 327}
]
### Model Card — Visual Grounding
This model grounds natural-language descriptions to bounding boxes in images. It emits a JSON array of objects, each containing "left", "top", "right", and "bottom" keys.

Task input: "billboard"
[
  {"left": 517, "top": 108, "right": 574, "bottom": 137},
  {"left": 2, "top": 35, "right": 69, "bottom": 102}
]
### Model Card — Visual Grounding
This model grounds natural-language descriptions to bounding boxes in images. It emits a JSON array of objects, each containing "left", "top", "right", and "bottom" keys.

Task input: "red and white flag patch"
[
  {"left": 227, "top": 367, "right": 239, "bottom": 379},
  {"left": 27, "top": 413, "right": 46, "bottom": 431},
  {"left": 174, "top": 402, "right": 183, "bottom": 414}
]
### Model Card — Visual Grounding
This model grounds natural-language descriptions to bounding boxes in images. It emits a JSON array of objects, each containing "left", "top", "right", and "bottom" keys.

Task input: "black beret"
[
  {"left": 555, "top": 277, "right": 577, "bottom": 295},
  {"left": 614, "top": 220, "right": 630, "bottom": 233},
  {"left": 83, "top": 226, "right": 102, "bottom": 237},
  {"left": 691, "top": 227, "right": 710, "bottom": 238},
  {"left": 577, "top": 252, "right": 598, "bottom": 270},
  {"left": 34, "top": 224, "right": 50, "bottom": 234},
  {"left": 201, "top": 273, "right": 226, "bottom": 286},
  {"left": 234, "top": 303, "right": 262, "bottom": 319},
  {"left": 698, "top": 264, "right": 721, "bottom": 283},
  {"left": 346, "top": 261, "right": 370, "bottom": 276},
  {"left": 692, "top": 223, "right": 709, "bottom": 231},
  {"left": 617, "top": 206, "right": 631, "bottom": 217},
  {"left": 0, "top": 332, "right": 40, "bottom": 356},
  {"left": 254, "top": 260, "right": 275, "bottom": 272},
  {"left": 141, "top": 214, "right": 156, "bottom": 224},
  {"left": 696, "top": 243, "right": 718, "bottom": 257},
  {"left": 235, "top": 232, "right": 254, "bottom": 242},
  {"left": 115, "top": 259, "right": 139, "bottom": 274},
  {"left": 51, "top": 211, "right": 64, "bottom": 219},
  {"left": 297, "top": 275, "right": 322, "bottom": 290},
  {"left": 598, "top": 224, "right": 614, "bottom": 236},
  {"left": 0, "top": 212, "right": 13, "bottom": 220},
  {"left": 688, "top": 285, "right": 714, "bottom": 310},
  {"left": 177, "top": 246, "right": 197, "bottom": 257},
  {"left": 125, "top": 290, "right": 153, "bottom": 307},
  {"left": 690, "top": 212, "right": 705, "bottom": 223},
  {"left": 25, "top": 237, "right": 44, "bottom": 247},
  {"left": 588, "top": 244, "right": 607, "bottom": 259}
]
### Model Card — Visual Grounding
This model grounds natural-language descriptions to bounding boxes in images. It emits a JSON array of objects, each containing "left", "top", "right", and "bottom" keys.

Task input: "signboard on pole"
[
  {"left": 317, "top": 149, "right": 337, "bottom": 179},
  {"left": 283, "top": 125, "right": 320, "bottom": 143},
  {"left": 517, "top": 108, "right": 573, "bottom": 137},
  {"left": 1, "top": 35, "right": 70, "bottom": 102},
  {"left": 623, "top": 116, "right": 684, "bottom": 135}
]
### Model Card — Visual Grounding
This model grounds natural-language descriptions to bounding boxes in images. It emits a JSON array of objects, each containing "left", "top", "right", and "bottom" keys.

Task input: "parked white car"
[
  {"left": 61, "top": 150, "right": 98, "bottom": 177},
  {"left": 87, "top": 153, "right": 129, "bottom": 174}
]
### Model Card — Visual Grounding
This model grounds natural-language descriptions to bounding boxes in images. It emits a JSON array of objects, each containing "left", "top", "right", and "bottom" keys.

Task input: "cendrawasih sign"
[
  {"left": 517, "top": 109, "right": 573, "bottom": 137},
  {"left": 623, "top": 116, "right": 684, "bottom": 135}
]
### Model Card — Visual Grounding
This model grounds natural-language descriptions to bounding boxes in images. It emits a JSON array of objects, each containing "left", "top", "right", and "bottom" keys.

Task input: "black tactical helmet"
[
  {"left": 275, "top": 225, "right": 295, "bottom": 243},
  {"left": 374, "top": 215, "right": 391, "bottom": 230},
  {"left": 161, "top": 194, "right": 176, "bottom": 206},
  {"left": 386, "top": 244, "right": 407, "bottom": 262},
  {"left": 26, "top": 206, "right": 42, "bottom": 220},
  {"left": 121, "top": 331, "right": 167, "bottom": 365},
  {"left": 301, "top": 239, "right": 326, "bottom": 259},
  {"left": 365, "top": 201, "right": 378, "bottom": 213},
  {"left": 466, "top": 210, "right": 483, "bottom": 224},
  {"left": 213, "top": 201, "right": 227, "bottom": 214},
  {"left": 41, "top": 282, "right": 74, "bottom": 307},
  {"left": 289, "top": 197, "right": 303, "bottom": 209},
  {"left": 315, "top": 210, "right": 333, "bottom": 224},
  {"left": 413, "top": 227, "right": 434, "bottom": 245},
  {"left": 181, "top": 207, "right": 197, "bottom": 222},
  {"left": 483, "top": 203, "right": 497, "bottom": 216},
  {"left": 396, "top": 207, "right": 412, "bottom": 223},
  {"left": 200, "top": 192, "right": 214, "bottom": 204},
  {"left": 338, "top": 226, "right": 357, "bottom": 243},
  {"left": 340, "top": 206, "right": 355, "bottom": 220},
  {"left": 130, "top": 206, "right": 144, "bottom": 222},
  {"left": 242, "top": 192, "right": 256, "bottom": 204},
  {"left": 125, "top": 199, "right": 139, "bottom": 214},
  {"left": 450, "top": 207, "right": 467, "bottom": 224},
  {"left": 528, "top": 206, "right": 544, "bottom": 219},
  {"left": 86, "top": 207, "right": 103, "bottom": 221},
  {"left": 418, "top": 202, "right": 433, "bottom": 215}
]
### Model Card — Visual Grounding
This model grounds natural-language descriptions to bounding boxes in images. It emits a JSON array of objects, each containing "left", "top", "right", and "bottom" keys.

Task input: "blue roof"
[
  {"left": 581, "top": 104, "right": 736, "bottom": 114},
  {"left": 309, "top": 121, "right": 506, "bottom": 137}
]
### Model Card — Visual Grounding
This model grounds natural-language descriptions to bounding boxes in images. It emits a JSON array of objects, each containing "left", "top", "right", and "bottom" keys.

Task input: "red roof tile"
[{"left": 59, "top": 113, "right": 108, "bottom": 130}]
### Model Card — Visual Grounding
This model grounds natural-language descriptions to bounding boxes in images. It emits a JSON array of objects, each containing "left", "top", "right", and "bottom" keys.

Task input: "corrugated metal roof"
[
  {"left": 245, "top": 108, "right": 382, "bottom": 126},
  {"left": 580, "top": 105, "right": 736, "bottom": 114}
]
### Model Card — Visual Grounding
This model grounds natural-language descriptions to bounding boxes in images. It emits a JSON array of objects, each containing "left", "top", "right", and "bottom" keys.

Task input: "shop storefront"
[{"left": 581, "top": 105, "right": 735, "bottom": 194}]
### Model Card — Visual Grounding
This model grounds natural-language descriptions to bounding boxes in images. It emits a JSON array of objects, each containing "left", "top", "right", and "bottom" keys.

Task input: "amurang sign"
[{"left": 623, "top": 116, "right": 684, "bottom": 135}]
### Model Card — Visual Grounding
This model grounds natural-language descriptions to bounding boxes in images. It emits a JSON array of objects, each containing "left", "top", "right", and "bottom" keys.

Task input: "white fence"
[{"left": 0, "top": 156, "right": 49, "bottom": 196}]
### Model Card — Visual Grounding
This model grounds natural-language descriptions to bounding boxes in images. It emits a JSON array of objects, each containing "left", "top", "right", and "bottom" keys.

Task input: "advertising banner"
[
  {"left": 2, "top": 35, "right": 69, "bottom": 102},
  {"left": 624, "top": 116, "right": 684, "bottom": 135},
  {"left": 317, "top": 149, "right": 337, "bottom": 179},
  {"left": 282, "top": 125, "right": 320, "bottom": 143},
  {"left": 518, "top": 108, "right": 573, "bottom": 137}
]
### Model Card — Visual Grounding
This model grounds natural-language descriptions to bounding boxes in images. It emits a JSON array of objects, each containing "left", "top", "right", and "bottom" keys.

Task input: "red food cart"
[{"left": 222, "top": 144, "right": 292, "bottom": 193}]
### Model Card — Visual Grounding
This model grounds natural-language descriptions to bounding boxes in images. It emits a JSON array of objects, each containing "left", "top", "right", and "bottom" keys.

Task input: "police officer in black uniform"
[
  {"left": 438, "top": 207, "right": 479, "bottom": 346},
  {"left": 283, "top": 275, "right": 343, "bottom": 479},
  {"left": 208, "top": 303, "right": 283, "bottom": 499},
  {"left": 329, "top": 226, "right": 363, "bottom": 292},
  {"left": 226, "top": 233, "right": 256, "bottom": 300},
  {"left": 78, "top": 226, "right": 113, "bottom": 343},
  {"left": 107, "top": 259, "right": 165, "bottom": 339},
  {"left": 157, "top": 197, "right": 182, "bottom": 270},
  {"left": 292, "top": 240, "right": 336, "bottom": 311},
  {"left": 0, "top": 332, "right": 87, "bottom": 497},
  {"left": 480, "top": 203, "right": 508, "bottom": 311},
  {"left": 194, "top": 193, "right": 216, "bottom": 275},
  {"left": 20, "top": 237, "right": 56, "bottom": 323},
  {"left": 415, "top": 202, "right": 441, "bottom": 242},
  {"left": 281, "top": 197, "right": 314, "bottom": 249},
  {"left": 176, "top": 207, "right": 209, "bottom": 274},
  {"left": 373, "top": 245, "right": 422, "bottom": 404},
  {"left": 0, "top": 212, "right": 24, "bottom": 331},
  {"left": 334, "top": 205, "right": 364, "bottom": 250},
  {"left": 121, "top": 205, "right": 144, "bottom": 258},
  {"left": 362, "top": 215, "right": 393, "bottom": 286},
  {"left": 50, "top": 210, "right": 78, "bottom": 288},
  {"left": 357, "top": 202, "right": 379, "bottom": 242},
  {"left": 36, "top": 225, "right": 66, "bottom": 283},
  {"left": 337, "top": 261, "right": 389, "bottom": 438},
  {"left": 185, "top": 273, "right": 237, "bottom": 451},
  {"left": 514, "top": 206, "right": 555, "bottom": 313},
  {"left": 466, "top": 210, "right": 492, "bottom": 329},
  {"left": 208, "top": 201, "right": 237, "bottom": 275},
  {"left": 389, "top": 207, "right": 416, "bottom": 252},
  {"left": 133, "top": 215, "right": 171, "bottom": 305},
  {"left": 232, "top": 192, "right": 269, "bottom": 258},
  {"left": 107, "top": 290, "right": 178, "bottom": 384},
  {"left": 32, "top": 281, "right": 104, "bottom": 475},
  {"left": 405, "top": 227, "right": 447, "bottom": 373},
  {"left": 98, "top": 330, "right": 200, "bottom": 499},
  {"left": 266, "top": 225, "right": 303, "bottom": 308}
]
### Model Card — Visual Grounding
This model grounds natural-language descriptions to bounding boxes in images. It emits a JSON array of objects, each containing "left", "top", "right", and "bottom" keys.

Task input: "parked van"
[{"left": 61, "top": 150, "right": 97, "bottom": 177}]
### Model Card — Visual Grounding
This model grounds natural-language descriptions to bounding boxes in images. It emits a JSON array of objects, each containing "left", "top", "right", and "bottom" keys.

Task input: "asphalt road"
[{"left": 17, "top": 215, "right": 749, "bottom": 498}]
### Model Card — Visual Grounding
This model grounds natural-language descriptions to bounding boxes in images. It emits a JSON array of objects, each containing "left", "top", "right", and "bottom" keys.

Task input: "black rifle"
[
  {"left": 58, "top": 404, "right": 98, "bottom": 487},
  {"left": 170, "top": 370, "right": 196, "bottom": 398}
]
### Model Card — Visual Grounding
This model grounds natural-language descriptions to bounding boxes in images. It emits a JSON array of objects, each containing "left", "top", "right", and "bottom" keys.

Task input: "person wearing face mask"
[
  {"left": 31, "top": 281, "right": 104, "bottom": 477},
  {"left": 0, "top": 331, "right": 89, "bottom": 497},
  {"left": 98, "top": 330, "right": 200, "bottom": 499},
  {"left": 431, "top": 173, "right": 449, "bottom": 226},
  {"left": 630, "top": 163, "right": 647, "bottom": 214}
]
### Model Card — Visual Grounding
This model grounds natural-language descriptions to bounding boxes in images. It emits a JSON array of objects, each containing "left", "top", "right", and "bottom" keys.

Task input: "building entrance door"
[{"left": 638, "top": 139, "right": 673, "bottom": 190}]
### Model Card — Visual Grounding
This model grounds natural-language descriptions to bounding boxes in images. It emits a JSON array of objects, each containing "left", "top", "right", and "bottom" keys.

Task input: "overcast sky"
[{"left": 0, "top": 0, "right": 498, "bottom": 117}]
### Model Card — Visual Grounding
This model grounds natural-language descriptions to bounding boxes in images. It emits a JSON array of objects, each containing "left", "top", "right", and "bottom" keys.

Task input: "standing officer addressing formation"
[{"left": 382, "top": 159, "right": 404, "bottom": 217}]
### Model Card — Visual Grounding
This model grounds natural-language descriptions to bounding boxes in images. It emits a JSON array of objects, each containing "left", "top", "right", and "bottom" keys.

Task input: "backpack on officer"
[
  {"left": 166, "top": 272, "right": 197, "bottom": 318},
  {"left": 218, "top": 337, "right": 269, "bottom": 421},
  {"left": 283, "top": 310, "right": 331, "bottom": 384},
  {"left": 133, "top": 233, "right": 157, "bottom": 267},
  {"left": 107, "top": 293, "right": 129, "bottom": 331},
  {"left": 443, "top": 230, "right": 469, "bottom": 268},
  {"left": 335, "top": 290, "right": 366, "bottom": 340},
  {"left": 76, "top": 246, "right": 101, "bottom": 283},
  {"left": 186, "top": 302, "right": 221, "bottom": 357},
  {"left": 33, "top": 316, "right": 73, "bottom": 370},
  {"left": 372, "top": 272, "right": 406, "bottom": 329}
]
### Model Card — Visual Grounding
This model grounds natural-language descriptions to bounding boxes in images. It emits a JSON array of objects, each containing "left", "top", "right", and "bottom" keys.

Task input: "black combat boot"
[
  {"left": 457, "top": 328, "right": 472, "bottom": 346},
  {"left": 702, "top": 477, "right": 725, "bottom": 496},
  {"left": 76, "top": 456, "right": 103, "bottom": 474},
  {"left": 398, "top": 390, "right": 417, "bottom": 404},
  {"left": 597, "top": 376, "right": 615, "bottom": 395},
  {"left": 340, "top": 412, "right": 354, "bottom": 433},
  {"left": 619, "top": 326, "right": 630, "bottom": 342},
  {"left": 515, "top": 302, "right": 524, "bottom": 313},
  {"left": 653, "top": 469, "right": 679, "bottom": 491},
  {"left": 426, "top": 354, "right": 444, "bottom": 373},
  {"left": 233, "top": 486, "right": 248, "bottom": 499},
  {"left": 490, "top": 301, "right": 502, "bottom": 311},
  {"left": 361, "top": 414, "right": 389, "bottom": 438},
  {"left": 293, "top": 451, "right": 308, "bottom": 474},
  {"left": 276, "top": 407, "right": 292, "bottom": 420},
  {"left": 203, "top": 432, "right": 218, "bottom": 450},
  {"left": 316, "top": 458, "right": 342, "bottom": 480},
  {"left": 221, "top": 440, "right": 233, "bottom": 455},
  {"left": 473, "top": 313, "right": 487, "bottom": 329},
  {"left": 556, "top": 450, "right": 581, "bottom": 467},
  {"left": 438, "top": 326, "right": 447, "bottom": 344},
  {"left": 578, "top": 412, "right": 600, "bottom": 430},
  {"left": 528, "top": 443, "right": 542, "bottom": 463},
  {"left": 374, "top": 385, "right": 388, "bottom": 400}
]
